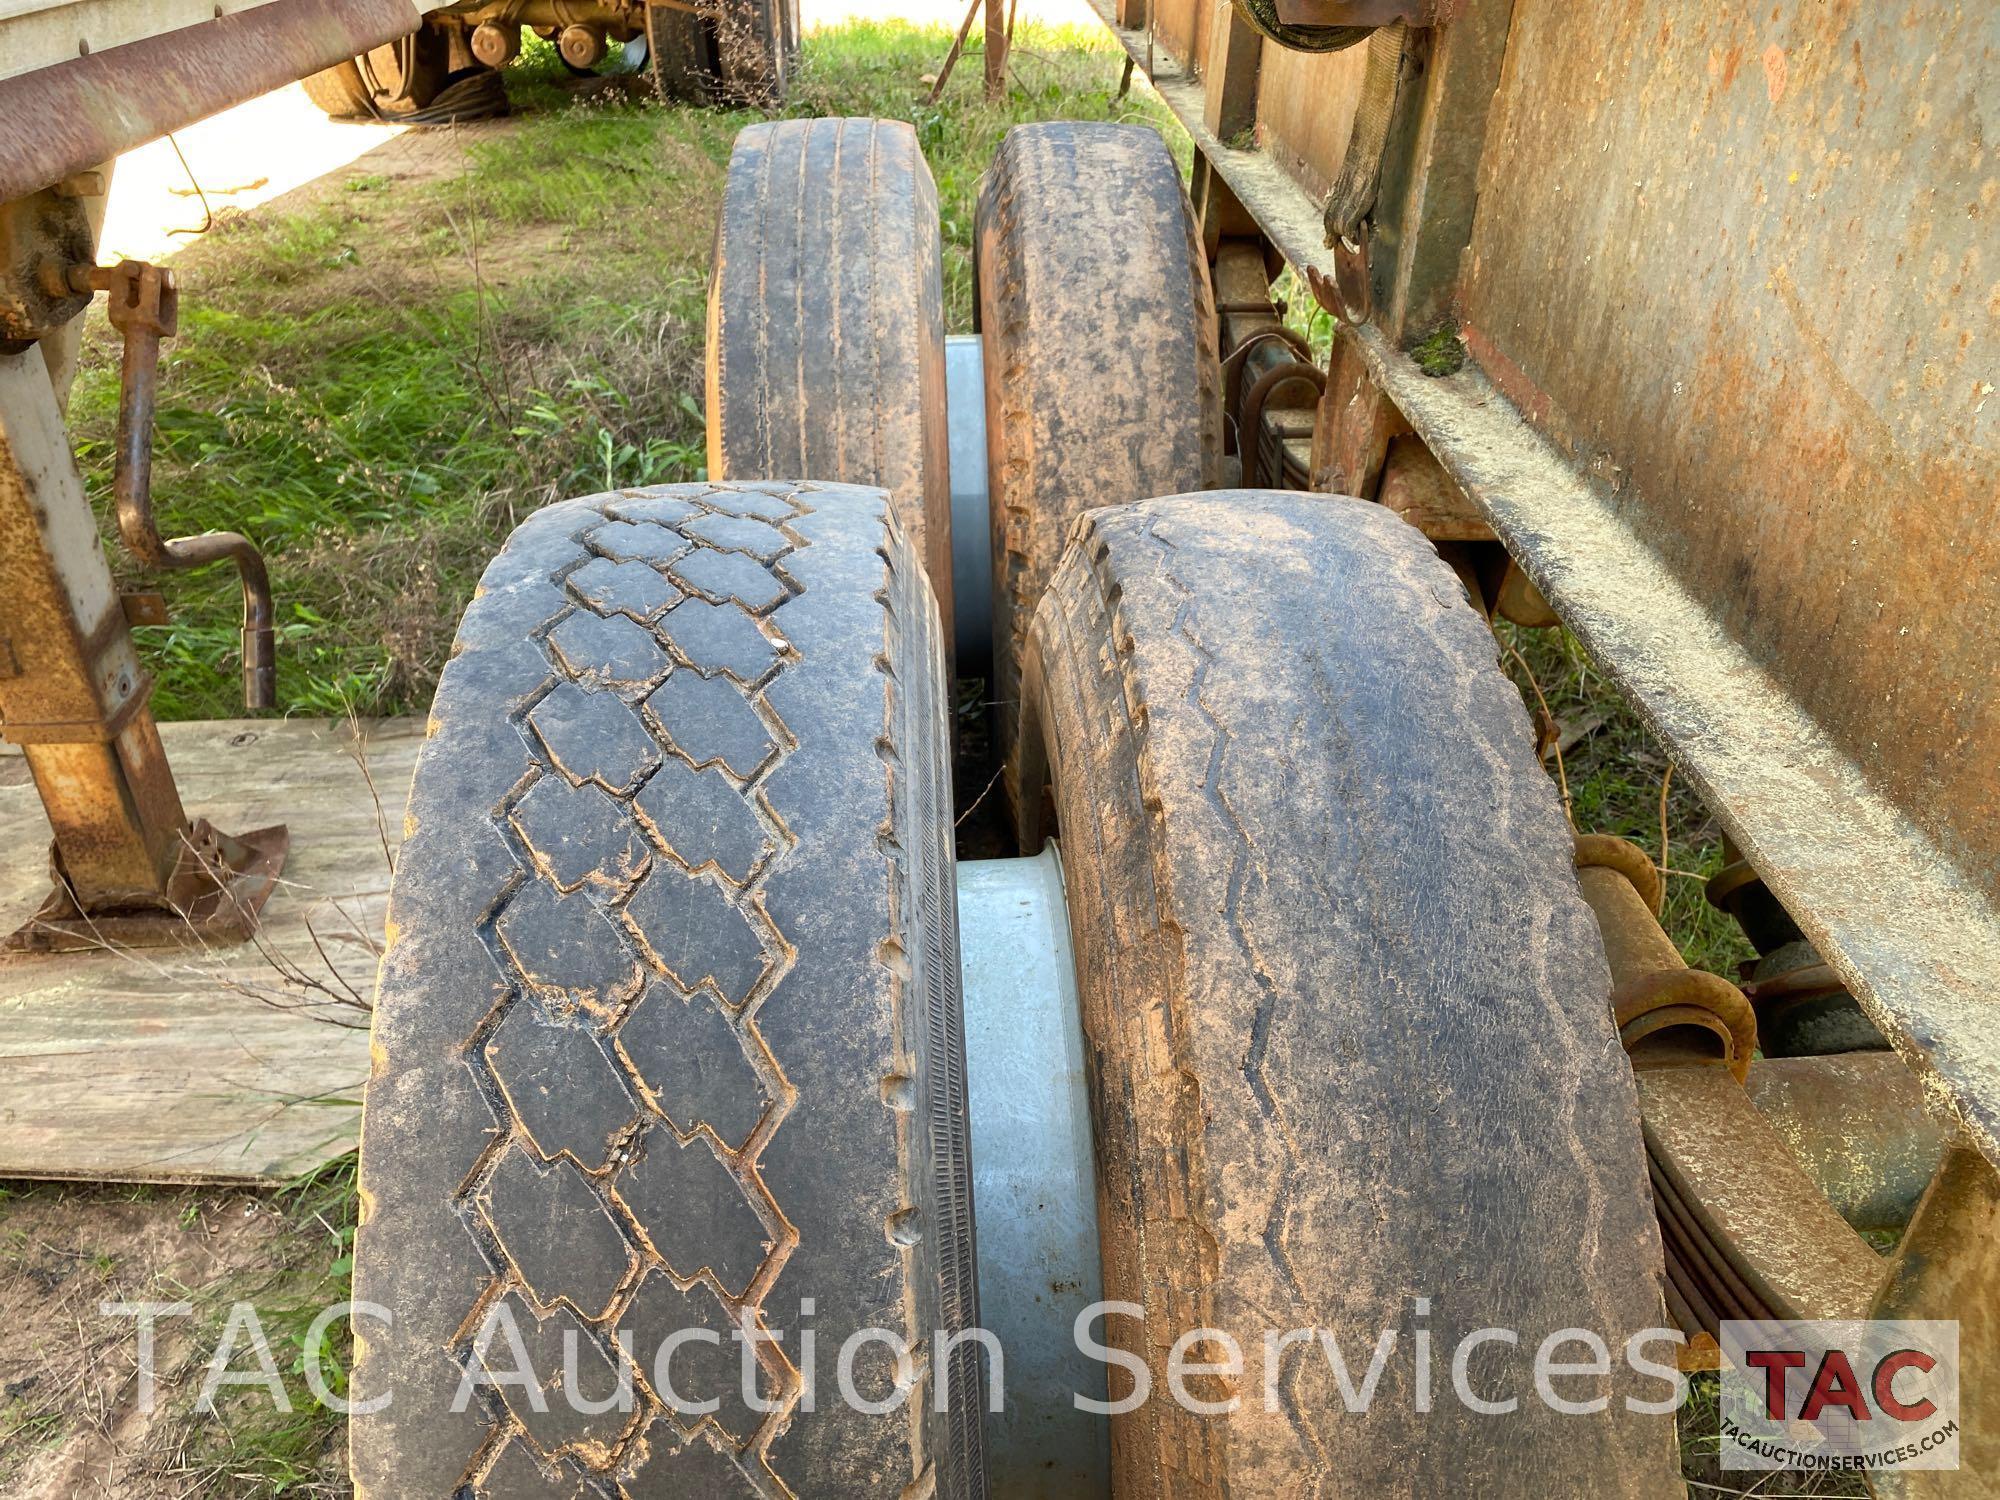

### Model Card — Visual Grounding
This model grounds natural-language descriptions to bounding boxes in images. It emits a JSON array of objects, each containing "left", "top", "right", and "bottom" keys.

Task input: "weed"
[
  {"left": 1677, "top": 1372, "right": 1868, "bottom": 1496},
  {"left": 164, "top": 1157, "right": 361, "bottom": 1495},
  {"left": 1408, "top": 320, "right": 1466, "bottom": 377},
  {"left": 1499, "top": 622, "right": 1753, "bottom": 975}
]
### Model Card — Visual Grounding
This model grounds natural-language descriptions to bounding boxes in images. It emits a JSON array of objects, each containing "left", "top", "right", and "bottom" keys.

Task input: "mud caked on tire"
[
  {"left": 976, "top": 122, "right": 1221, "bottom": 779},
  {"left": 351, "top": 482, "right": 983, "bottom": 1498},
  {"left": 1013, "top": 490, "right": 1682, "bottom": 1496},
  {"left": 707, "top": 118, "right": 951, "bottom": 641}
]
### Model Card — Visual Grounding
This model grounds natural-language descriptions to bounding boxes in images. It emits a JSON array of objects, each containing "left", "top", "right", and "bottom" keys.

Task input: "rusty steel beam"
[
  {"left": 1870, "top": 1146, "right": 2000, "bottom": 1497},
  {"left": 0, "top": 343, "right": 288, "bottom": 948},
  {"left": 0, "top": 0, "right": 424, "bottom": 206},
  {"left": 0, "top": 343, "right": 187, "bottom": 902}
]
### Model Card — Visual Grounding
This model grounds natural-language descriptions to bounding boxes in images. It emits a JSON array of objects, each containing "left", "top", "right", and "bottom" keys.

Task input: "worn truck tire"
[
  {"left": 646, "top": 3, "right": 719, "bottom": 104},
  {"left": 1012, "top": 491, "right": 1681, "bottom": 1496},
  {"left": 301, "top": 32, "right": 448, "bottom": 121},
  {"left": 711, "top": 0, "right": 796, "bottom": 107},
  {"left": 976, "top": 122, "right": 1220, "bottom": 785},
  {"left": 351, "top": 481, "right": 984, "bottom": 1498},
  {"left": 708, "top": 119, "right": 951, "bottom": 648},
  {"left": 301, "top": 59, "right": 375, "bottom": 119}
]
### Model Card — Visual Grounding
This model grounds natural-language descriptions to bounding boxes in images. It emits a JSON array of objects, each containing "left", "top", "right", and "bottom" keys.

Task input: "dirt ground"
[{"left": 0, "top": 1179, "right": 350, "bottom": 1497}]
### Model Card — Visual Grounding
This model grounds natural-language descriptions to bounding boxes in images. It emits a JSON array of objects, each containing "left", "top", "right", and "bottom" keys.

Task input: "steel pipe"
[
  {"left": 0, "top": 0, "right": 426, "bottom": 206},
  {"left": 1574, "top": 835, "right": 1756, "bottom": 1079},
  {"left": 89, "top": 261, "right": 276, "bottom": 711}
]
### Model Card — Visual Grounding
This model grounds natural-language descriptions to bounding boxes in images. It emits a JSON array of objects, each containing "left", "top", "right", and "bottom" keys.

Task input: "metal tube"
[
  {"left": 1576, "top": 863, "right": 1683, "bottom": 978},
  {"left": 96, "top": 262, "right": 276, "bottom": 710},
  {"left": 1574, "top": 843, "right": 1757, "bottom": 1078},
  {"left": 0, "top": 0, "right": 426, "bottom": 205}
]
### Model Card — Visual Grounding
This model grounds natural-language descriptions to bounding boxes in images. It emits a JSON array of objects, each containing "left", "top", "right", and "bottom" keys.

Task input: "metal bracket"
[
  {"left": 6, "top": 818, "right": 290, "bottom": 954},
  {"left": 0, "top": 333, "right": 285, "bottom": 951}
]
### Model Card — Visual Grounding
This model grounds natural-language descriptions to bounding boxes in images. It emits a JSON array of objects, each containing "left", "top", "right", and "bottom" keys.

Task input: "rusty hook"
[{"left": 73, "top": 260, "right": 275, "bottom": 711}]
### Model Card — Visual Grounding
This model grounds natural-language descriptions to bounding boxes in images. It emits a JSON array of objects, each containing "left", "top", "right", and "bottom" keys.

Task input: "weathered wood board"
[{"left": 0, "top": 718, "right": 423, "bottom": 1184}]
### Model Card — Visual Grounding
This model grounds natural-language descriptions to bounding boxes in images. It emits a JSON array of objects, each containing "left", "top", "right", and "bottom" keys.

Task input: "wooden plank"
[{"left": 0, "top": 717, "right": 424, "bottom": 1184}]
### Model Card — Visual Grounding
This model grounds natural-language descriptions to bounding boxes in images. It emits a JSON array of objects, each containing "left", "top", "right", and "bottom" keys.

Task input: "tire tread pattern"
[
  {"left": 353, "top": 481, "right": 981, "bottom": 1499},
  {"left": 1014, "top": 491, "right": 1681, "bottom": 1498},
  {"left": 708, "top": 119, "right": 952, "bottom": 643},
  {"left": 976, "top": 121, "right": 1220, "bottom": 775}
]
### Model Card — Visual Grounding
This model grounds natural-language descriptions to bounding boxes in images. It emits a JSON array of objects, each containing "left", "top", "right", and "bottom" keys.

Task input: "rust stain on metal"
[
  {"left": 1463, "top": 0, "right": 2000, "bottom": 903},
  {"left": 1760, "top": 41, "right": 1787, "bottom": 103},
  {"left": 1638, "top": 1065, "right": 1886, "bottom": 1329},
  {"left": 0, "top": 0, "right": 423, "bottom": 204},
  {"left": 1745, "top": 1052, "right": 1948, "bottom": 1233},
  {"left": 1458, "top": 320, "right": 1549, "bottom": 426}
]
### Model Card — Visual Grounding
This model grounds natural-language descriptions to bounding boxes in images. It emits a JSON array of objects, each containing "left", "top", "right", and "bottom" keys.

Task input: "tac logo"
[{"left": 1720, "top": 1320, "right": 1960, "bottom": 1472}]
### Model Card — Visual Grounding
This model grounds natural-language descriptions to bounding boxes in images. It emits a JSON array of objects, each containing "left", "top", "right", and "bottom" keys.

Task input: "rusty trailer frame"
[{"left": 1097, "top": 0, "right": 1997, "bottom": 1481}]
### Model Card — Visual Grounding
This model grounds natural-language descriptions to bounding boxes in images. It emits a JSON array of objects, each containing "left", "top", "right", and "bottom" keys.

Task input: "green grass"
[
  {"left": 65, "top": 20, "right": 1169, "bottom": 722},
  {"left": 1676, "top": 1372, "right": 1868, "bottom": 1497},
  {"left": 169, "top": 1158, "right": 362, "bottom": 1495},
  {"left": 1498, "top": 622, "right": 1753, "bottom": 975}
]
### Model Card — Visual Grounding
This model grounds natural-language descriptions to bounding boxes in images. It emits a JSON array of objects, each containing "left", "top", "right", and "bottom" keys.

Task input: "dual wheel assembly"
[{"left": 349, "top": 120, "right": 1681, "bottom": 1496}]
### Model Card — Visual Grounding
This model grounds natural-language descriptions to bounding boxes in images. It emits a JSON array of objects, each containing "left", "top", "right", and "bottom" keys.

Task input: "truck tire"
[
  {"left": 351, "top": 481, "right": 985, "bottom": 1498},
  {"left": 301, "top": 32, "right": 449, "bottom": 121},
  {"left": 707, "top": 119, "right": 952, "bottom": 647},
  {"left": 976, "top": 122, "right": 1220, "bottom": 786},
  {"left": 647, "top": 3, "right": 719, "bottom": 104},
  {"left": 711, "top": 0, "right": 796, "bottom": 107},
  {"left": 646, "top": 0, "right": 793, "bottom": 106},
  {"left": 1011, "top": 491, "right": 1680, "bottom": 1496}
]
